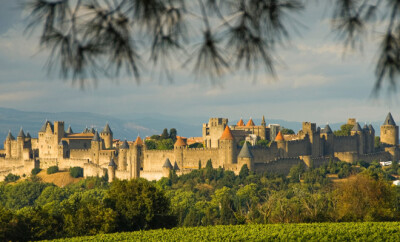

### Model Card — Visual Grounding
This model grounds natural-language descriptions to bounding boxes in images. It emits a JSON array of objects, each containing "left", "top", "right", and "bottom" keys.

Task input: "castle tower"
[
  {"left": 368, "top": 124, "right": 375, "bottom": 151},
  {"left": 219, "top": 126, "right": 236, "bottom": 167},
  {"left": 321, "top": 124, "right": 333, "bottom": 156},
  {"left": 108, "top": 158, "right": 117, "bottom": 182},
  {"left": 5, "top": 131, "right": 14, "bottom": 158},
  {"left": 202, "top": 118, "right": 228, "bottom": 148},
  {"left": 174, "top": 136, "right": 187, "bottom": 170},
  {"left": 261, "top": 115, "right": 266, "bottom": 127},
  {"left": 91, "top": 131, "right": 101, "bottom": 164},
  {"left": 100, "top": 123, "right": 113, "bottom": 149},
  {"left": 246, "top": 118, "right": 255, "bottom": 127},
  {"left": 237, "top": 142, "right": 254, "bottom": 171},
  {"left": 351, "top": 122, "right": 365, "bottom": 154},
  {"left": 58, "top": 140, "right": 68, "bottom": 159},
  {"left": 260, "top": 115, "right": 267, "bottom": 140},
  {"left": 380, "top": 112, "right": 399, "bottom": 147},
  {"left": 275, "top": 131, "right": 286, "bottom": 158},
  {"left": 162, "top": 158, "right": 173, "bottom": 178},
  {"left": 66, "top": 125, "right": 73, "bottom": 134},
  {"left": 131, "top": 136, "right": 143, "bottom": 179},
  {"left": 118, "top": 140, "right": 129, "bottom": 171},
  {"left": 17, "top": 128, "right": 25, "bottom": 159},
  {"left": 173, "top": 161, "right": 180, "bottom": 175},
  {"left": 363, "top": 124, "right": 371, "bottom": 153},
  {"left": 54, "top": 121, "right": 65, "bottom": 144}
]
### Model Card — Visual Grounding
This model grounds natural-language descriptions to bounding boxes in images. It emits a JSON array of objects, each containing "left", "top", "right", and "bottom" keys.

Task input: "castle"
[{"left": 0, "top": 113, "right": 398, "bottom": 182}]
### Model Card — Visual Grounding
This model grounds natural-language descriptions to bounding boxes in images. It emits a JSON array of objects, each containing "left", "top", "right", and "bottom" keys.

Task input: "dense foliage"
[
  {"left": 145, "top": 128, "right": 178, "bottom": 150},
  {"left": 69, "top": 167, "right": 83, "bottom": 178},
  {"left": 0, "top": 159, "right": 400, "bottom": 240},
  {"left": 52, "top": 222, "right": 400, "bottom": 241},
  {"left": 47, "top": 166, "right": 59, "bottom": 175}
]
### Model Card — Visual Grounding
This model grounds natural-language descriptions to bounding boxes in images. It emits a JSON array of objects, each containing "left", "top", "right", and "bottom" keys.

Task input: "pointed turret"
[
  {"left": 351, "top": 123, "right": 362, "bottom": 132},
  {"left": 368, "top": 124, "right": 375, "bottom": 132},
  {"left": 384, "top": 112, "right": 396, "bottom": 126},
  {"left": 261, "top": 115, "right": 266, "bottom": 127},
  {"left": 363, "top": 124, "right": 369, "bottom": 131},
  {"left": 26, "top": 132, "right": 31, "bottom": 138},
  {"left": 238, "top": 142, "right": 253, "bottom": 158},
  {"left": 92, "top": 131, "right": 100, "bottom": 141},
  {"left": 39, "top": 120, "right": 53, "bottom": 133},
  {"left": 120, "top": 139, "right": 129, "bottom": 149},
  {"left": 163, "top": 158, "right": 173, "bottom": 169},
  {"left": 108, "top": 158, "right": 117, "bottom": 167},
  {"left": 134, "top": 136, "right": 143, "bottom": 146},
  {"left": 108, "top": 158, "right": 117, "bottom": 182},
  {"left": 237, "top": 119, "right": 244, "bottom": 126},
  {"left": 321, "top": 124, "right": 333, "bottom": 134},
  {"left": 18, "top": 128, "right": 25, "bottom": 138},
  {"left": 246, "top": 118, "right": 255, "bottom": 127},
  {"left": 220, "top": 126, "right": 234, "bottom": 140},
  {"left": 102, "top": 123, "right": 113, "bottom": 134},
  {"left": 173, "top": 161, "right": 180, "bottom": 171},
  {"left": 174, "top": 136, "right": 187, "bottom": 147},
  {"left": 66, "top": 125, "right": 73, "bottom": 134},
  {"left": 6, "top": 131, "right": 15, "bottom": 140},
  {"left": 275, "top": 131, "right": 284, "bottom": 141}
]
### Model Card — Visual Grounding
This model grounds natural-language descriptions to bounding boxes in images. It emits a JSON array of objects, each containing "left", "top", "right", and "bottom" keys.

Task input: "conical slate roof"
[
  {"left": 238, "top": 142, "right": 253, "bottom": 158},
  {"left": 66, "top": 125, "right": 73, "bottom": 134},
  {"left": 90, "top": 127, "right": 95, "bottom": 134},
  {"left": 174, "top": 136, "right": 187, "bottom": 146},
  {"left": 26, "top": 132, "right": 31, "bottom": 138},
  {"left": 173, "top": 161, "right": 180, "bottom": 170},
  {"left": 108, "top": 158, "right": 117, "bottom": 167},
  {"left": 321, "top": 124, "right": 333, "bottom": 134},
  {"left": 92, "top": 131, "right": 101, "bottom": 141},
  {"left": 39, "top": 121, "right": 53, "bottom": 132},
  {"left": 237, "top": 119, "right": 244, "bottom": 126},
  {"left": 384, "top": 112, "right": 396, "bottom": 126},
  {"left": 368, "top": 124, "right": 375, "bottom": 132},
  {"left": 18, "top": 128, "right": 25, "bottom": 138},
  {"left": 363, "top": 124, "right": 369, "bottom": 130},
  {"left": 261, "top": 115, "right": 266, "bottom": 123},
  {"left": 83, "top": 127, "right": 90, "bottom": 133},
  {"left": 120, "top": 140, "right": 129, "bottom": 149},
  {"left": 102, "top": 123, "right": 113, "bottom": 134},
  {"left": 163, "top": 158, "right": 173, "bottom": 169},
  {"left": 275, "top": 131, "right": 284, "bottom": 141},
  {"left": 246, "top": 118, "right": 255, "bottom": 127},
  {"left": 220, "top": 126, "right": 234, "bottom": 140},
  {"left": 351, "top": 123, "right": 362, "bottom": 132},
  {"left": 6, "top": 131, "right": 15, "bottom": 140}
]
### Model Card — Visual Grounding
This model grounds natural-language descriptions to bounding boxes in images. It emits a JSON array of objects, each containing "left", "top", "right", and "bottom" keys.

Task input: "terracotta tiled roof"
[
  {"left": 174, "top": 136, "right": 187, "bottom": 146},
  {"left": 237, "top": 119, "right": 244, "bottom": 126},
  {"left": 275, "top": 131, "right": 284, "bottom": 141},
  {"left": 134, "top": 136, "right": 143, "bottom": 146},
  {"left": 220, "top": 126, "right": 234, "bottom": 140},
  {"left": 246, "top": 118, "right": 255, "bottom": 127}
]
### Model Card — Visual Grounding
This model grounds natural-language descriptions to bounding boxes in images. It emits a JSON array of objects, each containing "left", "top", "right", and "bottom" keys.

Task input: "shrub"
[
  {"left": 4, "top": 173, "right": 20, "bottom": 183},
  {"left": 69, "top": 167, "right": 84, "bottom": 178},
  {"left": 47, "top": 166, "right": 59, "bottom": 175},
  {"left": 31, "top": 168, "right": 41, "bottom": 176}
]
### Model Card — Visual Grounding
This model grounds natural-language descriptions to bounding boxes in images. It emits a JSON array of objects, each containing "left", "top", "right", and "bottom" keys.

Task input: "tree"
[
  {"left": 105, "top": 179, "right": 175, "bottom": 231},
  {"left": 161, "top": 128, "right": 169, "bottom": 140},
  {"left": 145, "top": 140, "right": 157, "bottom": 150},
  {"left": 22, "top": 0, "right": 400, "bottom": 93},
  {"left": 333, "top": 124, "right": 354, "bottom": 136},
  {"left": 281, "top": 127, "right": 295, "bottom": 135},
  {"left": 375, "top": 137, "right": 381, "bottom": 149},
  {"left": 169, "top": 128, "right": 177, "bottom": 142},
  {"left": 239, "top": 164, "right": 250, "bottom": 179}
]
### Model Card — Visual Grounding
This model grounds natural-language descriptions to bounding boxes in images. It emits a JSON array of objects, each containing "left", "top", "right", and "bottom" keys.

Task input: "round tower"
[
  {"left": 275, "top": 131, "right": 286, "bottom": 157},
  {"left": 174, "top": 136, "right": 187, "bottom": 170},
  {"left": 5, "top": 131, "right": 14, "bottom": 158},
  {"left": 351, "top": 122, "right": 365, "bottom": 154},
  {"left": 162, "top": 158, "right": 173, "bottom": 178},
  {"left": 321, "top": 124, "right": 333, "bottom": 155},
  {"left": 219, "top": 126, "right": 236, "bottom": 167},
  {"left": 237, "top": 142, "right": 254, "bottom": 172},
  {"left": 17, "top": 128, "right": 25, "bottom": 159},
  {"left": 380, "top": 112, "right": 399, "bottom": 147},
  {"left": 118, "top": 140, "right": 129, "bottom": 171},
  {"left": 91, "top": 131, "right": 101, "bottom": 164},
  {"left": 108, "top": 158, "right": 117, "bottom": 182},
  {"left": 100, "top": 123, "right": 113, "bottom": 149}
]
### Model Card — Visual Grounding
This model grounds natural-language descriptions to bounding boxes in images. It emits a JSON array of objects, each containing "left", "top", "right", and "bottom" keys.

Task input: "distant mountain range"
[{"left": 0, "top": 107, "right": 384, "bottom": 149}]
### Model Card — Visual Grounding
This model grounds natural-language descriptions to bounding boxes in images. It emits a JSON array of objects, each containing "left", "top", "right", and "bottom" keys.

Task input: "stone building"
[{"left": 0, "top": 113, "right": 398, "bottom": 181}]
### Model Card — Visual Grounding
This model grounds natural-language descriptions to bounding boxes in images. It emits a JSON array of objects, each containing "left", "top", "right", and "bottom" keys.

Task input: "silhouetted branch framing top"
[{"left": 22, "top": 0, "right": 400, "bottom": 93}]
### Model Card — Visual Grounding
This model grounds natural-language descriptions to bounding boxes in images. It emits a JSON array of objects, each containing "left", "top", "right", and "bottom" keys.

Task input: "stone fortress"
[{"left": 0, "top": 113, "right": 398, "bottom": 182}]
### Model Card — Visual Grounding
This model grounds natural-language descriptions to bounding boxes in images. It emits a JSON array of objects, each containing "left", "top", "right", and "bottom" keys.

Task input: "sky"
[{"left": 0, "top": 1, "right": 399, "bottom": 126}]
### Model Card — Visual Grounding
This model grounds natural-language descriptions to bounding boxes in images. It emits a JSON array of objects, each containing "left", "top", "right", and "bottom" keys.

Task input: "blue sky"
[{"left": 0, "top": 1, "right": 398, "bottom": 126}]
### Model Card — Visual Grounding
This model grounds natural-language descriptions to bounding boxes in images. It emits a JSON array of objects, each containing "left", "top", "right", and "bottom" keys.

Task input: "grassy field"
[{"left": 51, "top": 222, "right": 400, "bottom": 241}]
